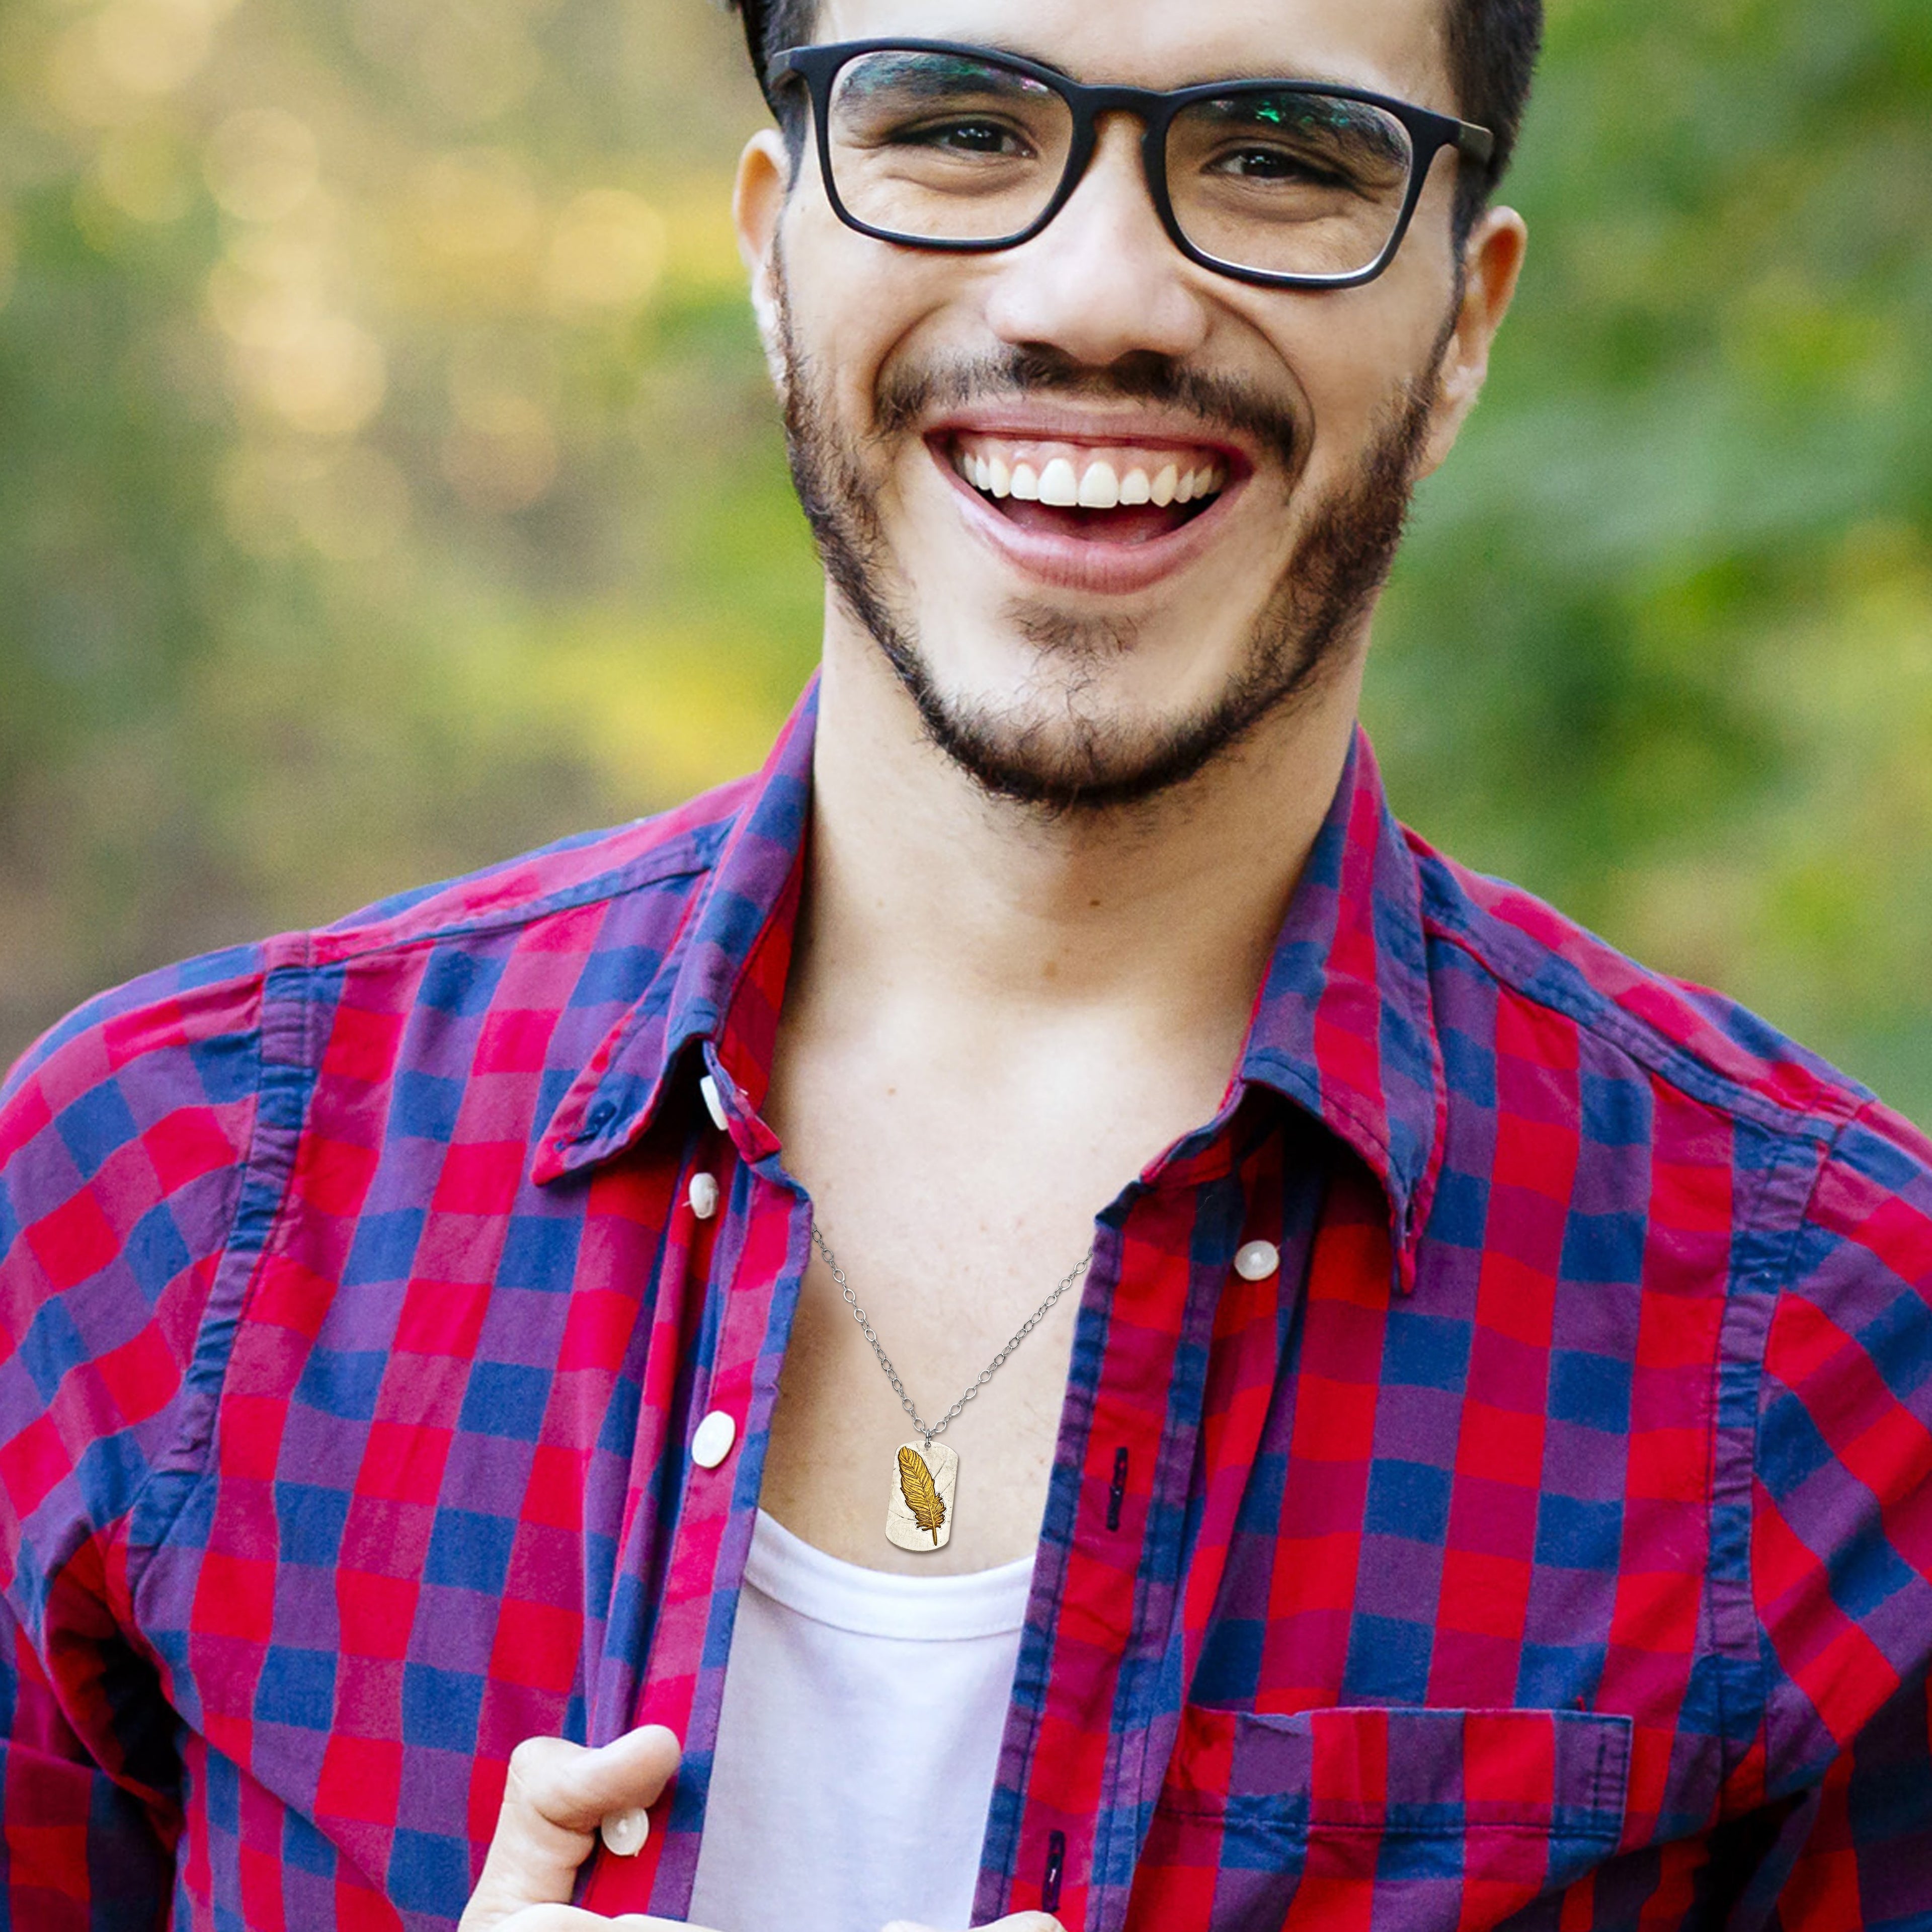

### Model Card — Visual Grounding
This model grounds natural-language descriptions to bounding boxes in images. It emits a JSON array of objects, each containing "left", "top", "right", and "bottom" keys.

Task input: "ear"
[
  {"left": 734, "top": 129, "right": 792, "bottom": 386},
  {"left": 1416, "top": 205, "right": 1528, "bottom": 477}
]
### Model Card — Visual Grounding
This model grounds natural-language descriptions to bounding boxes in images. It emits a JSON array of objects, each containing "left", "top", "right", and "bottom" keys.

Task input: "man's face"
[{"left": 740, "top": 0, "right": 1518, "bottom": 809}]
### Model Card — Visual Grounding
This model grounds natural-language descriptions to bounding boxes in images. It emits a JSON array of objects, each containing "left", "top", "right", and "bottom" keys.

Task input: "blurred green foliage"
[
  {"left": 0, "top": 0, "right": 1928, "bottom": 1117},
  {"left": 1375, "top": 0, "right": 1932, "bottom": 1110}
]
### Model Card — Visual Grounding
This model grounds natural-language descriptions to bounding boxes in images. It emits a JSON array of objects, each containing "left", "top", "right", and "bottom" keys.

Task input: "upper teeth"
[{"left": 956, "top": 447, "right": 1228, "bottom": 509}]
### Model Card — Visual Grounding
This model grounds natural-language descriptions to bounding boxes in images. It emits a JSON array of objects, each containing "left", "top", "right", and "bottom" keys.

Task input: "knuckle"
[{"left": 504, "top": 1734, "right": 571, "bottom": 1794}]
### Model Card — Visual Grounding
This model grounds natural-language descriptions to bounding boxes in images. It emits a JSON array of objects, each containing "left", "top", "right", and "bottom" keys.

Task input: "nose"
[{"left": 981, "top": 116, "right": 1212, "bottom": 368}]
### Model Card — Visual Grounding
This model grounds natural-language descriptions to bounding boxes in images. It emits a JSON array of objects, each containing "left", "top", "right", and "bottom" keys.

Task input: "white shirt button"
[
  {"left": 600, "top": 1806, "right": 650, "bottom": 1858},
  {"left": 692, "top": 1409, "right": 737, "bottom": 1469},
  {"left": 689, "top": 1172, "right": 720, "bottom": 1220},
  {"left": 1234, "top": 1240, "right": 1280, "bottom": 1281},
  {"left": 699, "top": 1073, "right": 731, "bottom": 1132}
]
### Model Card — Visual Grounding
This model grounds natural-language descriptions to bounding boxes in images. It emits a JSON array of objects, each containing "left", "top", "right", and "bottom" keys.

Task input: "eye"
[
  {"left": 1212, "top": 144, "right": 1346, "bottom": 188},
  {"left": 897, "top": 117, "right": 1032, "bottom": 157}
]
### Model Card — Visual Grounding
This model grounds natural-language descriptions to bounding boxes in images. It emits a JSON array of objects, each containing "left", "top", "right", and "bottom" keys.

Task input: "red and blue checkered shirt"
[{"left": 6, "top": 682, "right": 1932, "bottom": 1930}]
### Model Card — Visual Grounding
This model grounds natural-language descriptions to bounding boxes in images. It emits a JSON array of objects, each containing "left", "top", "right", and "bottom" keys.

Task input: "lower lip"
[{"left": 929, "top": 444, "right": 1247, "bottom": 597}]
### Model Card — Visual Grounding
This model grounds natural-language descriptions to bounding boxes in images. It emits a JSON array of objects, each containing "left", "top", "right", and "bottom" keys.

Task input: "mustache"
[{"left": 873, "top": 348, "right": 1301, "bottom": 470}]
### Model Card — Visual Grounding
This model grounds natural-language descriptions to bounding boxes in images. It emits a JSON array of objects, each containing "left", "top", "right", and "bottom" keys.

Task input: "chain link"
[{"left": 811, "top": 1222, "right": 1093, "bottom": 1447}]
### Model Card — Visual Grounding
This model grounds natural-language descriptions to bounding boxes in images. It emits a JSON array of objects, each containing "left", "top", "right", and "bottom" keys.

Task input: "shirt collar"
[
  {"left": 1231, "top": 728, "right": 1446, "bottom": 1286},
  {"left": 534, "top": 686, "right": 1446, "bottom": 1278},
  {"left": 532, "top": 683, "right": 816, "bottom": 1183}
]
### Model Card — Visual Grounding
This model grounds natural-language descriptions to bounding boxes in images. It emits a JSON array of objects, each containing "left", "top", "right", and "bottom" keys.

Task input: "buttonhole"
[
  {"left": 1042, "top": 1830, "right": 1066, "bottom": 1914},
  {"left": 1106, "top": 1448, "right": 1129, "bottom": 1532}
]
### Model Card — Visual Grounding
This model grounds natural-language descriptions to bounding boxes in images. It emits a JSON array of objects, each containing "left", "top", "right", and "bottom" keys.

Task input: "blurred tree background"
[{"left": 0, "top": 0, "right": 1927, "bottom": 1116}]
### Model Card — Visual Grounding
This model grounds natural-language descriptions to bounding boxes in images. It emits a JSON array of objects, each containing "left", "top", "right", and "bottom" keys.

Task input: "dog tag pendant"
[{"left": 886, "top": 1440, "right": 958, "bottom": 1552}]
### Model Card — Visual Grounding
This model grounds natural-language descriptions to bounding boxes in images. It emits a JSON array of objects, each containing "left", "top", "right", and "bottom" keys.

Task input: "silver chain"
[{"left": 811, "top": 1222, "right": 1093, "bottom": 1447}]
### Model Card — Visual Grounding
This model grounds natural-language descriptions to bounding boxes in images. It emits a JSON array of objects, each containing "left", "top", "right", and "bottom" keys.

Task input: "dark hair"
[{"left": 729, "top": 0, "right": 1541, "bottom": 240}]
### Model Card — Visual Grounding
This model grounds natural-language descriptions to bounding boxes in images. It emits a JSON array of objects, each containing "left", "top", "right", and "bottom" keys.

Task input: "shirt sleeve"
[
  {"left": 0, "top": 953, "right": 268, "bottom": 1928},
  {"left": 1753, "top": 1099, "right": 1932, "bottom": 1920}
]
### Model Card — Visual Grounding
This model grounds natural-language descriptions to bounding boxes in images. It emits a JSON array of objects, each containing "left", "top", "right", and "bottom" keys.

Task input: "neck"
[{"left": 799, "top": 609, "right": 1365, "bottom": 1049}]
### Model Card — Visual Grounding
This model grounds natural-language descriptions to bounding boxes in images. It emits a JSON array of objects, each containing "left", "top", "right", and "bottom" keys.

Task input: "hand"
[
  {"left": 460, "top": 1726, "right": 691, "bottom": 1931},
  {"left": 880, "top": 1919, "right": 1065, "bottom": 1932}
]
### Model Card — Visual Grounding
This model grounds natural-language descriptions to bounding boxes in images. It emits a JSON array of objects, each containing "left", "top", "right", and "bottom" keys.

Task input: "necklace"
[{"left": 811, "top": 1222, "right": 1093, "bottom": 1552}]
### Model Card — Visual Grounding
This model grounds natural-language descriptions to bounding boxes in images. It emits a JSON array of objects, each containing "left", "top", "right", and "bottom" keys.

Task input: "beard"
[{"left": 777, "top": 269, "right": 1447, "bottom": 817}]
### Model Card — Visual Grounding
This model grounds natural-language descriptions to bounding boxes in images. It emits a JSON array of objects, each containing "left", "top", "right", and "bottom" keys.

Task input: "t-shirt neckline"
[{"left": 745, "top": 1508, "right": 1033, "bottom": 1642}]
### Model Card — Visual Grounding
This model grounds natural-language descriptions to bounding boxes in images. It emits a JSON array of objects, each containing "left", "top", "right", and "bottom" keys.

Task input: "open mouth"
[{"left": 941, "top": 433, "right": 1235, "bottom": 548}]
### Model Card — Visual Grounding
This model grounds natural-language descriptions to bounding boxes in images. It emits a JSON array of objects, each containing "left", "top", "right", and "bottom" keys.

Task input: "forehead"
[{"left": 812, "top": 0, "right": 1455, "bottom": 107}]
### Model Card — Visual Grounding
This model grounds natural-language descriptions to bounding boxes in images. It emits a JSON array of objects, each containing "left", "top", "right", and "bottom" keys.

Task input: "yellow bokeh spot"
[
  {"left": 411, "top": 150, "right": 541, "bottom": 269},
  {"left": 545, "top": 188, "right": 666, "bottom": 314},
  {"left": 235, "top": 311, "right": 388, "bottom": 436},
  {"left": 95, "top": 0, "right": 226, "bottom": 97},
  {"left": 206, "top": 110, "right": 320, "bottom": 224}
]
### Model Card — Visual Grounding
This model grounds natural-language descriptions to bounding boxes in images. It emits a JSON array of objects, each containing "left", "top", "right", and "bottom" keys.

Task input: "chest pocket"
[{"left": 1126, "top": 1704, "right": 1632, "bottom": 1932}]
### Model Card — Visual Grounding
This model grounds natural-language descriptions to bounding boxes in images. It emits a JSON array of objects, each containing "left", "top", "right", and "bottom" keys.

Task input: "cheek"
[
  {"left": 780, "top": 224, "right": 946, "bottom": 427},
  {"left": 1273, "top": 289, "right": 1445, "bottom": 472}
]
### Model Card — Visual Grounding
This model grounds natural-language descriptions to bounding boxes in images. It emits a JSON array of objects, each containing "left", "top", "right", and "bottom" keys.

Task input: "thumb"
[
  {"left": 461, "top": 1727, "right": 682, "bottom": 1930},
  {"left": 881, "top": 1919, "right": 1065, "bottom": 1932}
]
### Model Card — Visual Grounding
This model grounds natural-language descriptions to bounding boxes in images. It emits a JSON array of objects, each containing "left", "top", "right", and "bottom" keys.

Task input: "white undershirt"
[{"left": 688, "top": 1509, "right": 1032, "bottom": 1932}]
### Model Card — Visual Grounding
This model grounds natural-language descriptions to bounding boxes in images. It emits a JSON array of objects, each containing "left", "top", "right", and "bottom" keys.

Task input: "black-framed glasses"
[{"left": 768, "top": 40, "right": 1495, "bottom": 291}]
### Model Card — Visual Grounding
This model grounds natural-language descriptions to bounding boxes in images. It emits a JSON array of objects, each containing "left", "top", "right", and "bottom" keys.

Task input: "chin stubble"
[{"left": 776, "top": 268, "right": 1446, "bottom": 818}]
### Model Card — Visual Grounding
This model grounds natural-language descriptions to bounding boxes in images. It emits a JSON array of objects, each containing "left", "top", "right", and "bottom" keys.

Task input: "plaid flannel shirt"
[{"left": 6, "top": 682, "right": 1932, "bottom": 1931}]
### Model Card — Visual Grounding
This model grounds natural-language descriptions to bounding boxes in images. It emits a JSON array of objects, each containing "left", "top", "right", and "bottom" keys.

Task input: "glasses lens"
[
  {"left": 824, "top": 49, "right": 1074, "bottom": 245},
  {"left": 1167, "top": 90, "right": 1415, "bottom": 280}
]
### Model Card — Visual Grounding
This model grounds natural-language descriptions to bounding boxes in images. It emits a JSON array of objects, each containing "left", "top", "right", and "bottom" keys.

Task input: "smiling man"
[{"left": 6, "top": 0, "right": 1932, "bottom": 1929}]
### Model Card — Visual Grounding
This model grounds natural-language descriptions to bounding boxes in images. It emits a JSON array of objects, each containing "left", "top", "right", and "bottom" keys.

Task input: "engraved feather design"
[{"left": 897, "top": 1446, "right": 947, "bottom": 1546}]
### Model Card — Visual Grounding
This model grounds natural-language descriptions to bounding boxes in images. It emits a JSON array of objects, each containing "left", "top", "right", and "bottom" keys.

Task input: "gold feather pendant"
[{"left": 887, "top": 1440, "right": 959, "bottom": 1552}]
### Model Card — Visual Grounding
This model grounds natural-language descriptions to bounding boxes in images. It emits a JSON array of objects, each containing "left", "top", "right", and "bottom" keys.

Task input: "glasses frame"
[{"left": 768, "top": 38, "right": 1496, "bottom": 292}]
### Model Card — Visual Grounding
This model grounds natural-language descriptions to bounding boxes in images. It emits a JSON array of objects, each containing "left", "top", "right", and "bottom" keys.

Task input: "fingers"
[
  {"left": 459, "top": 1728, "right": 682, "bottom": 1931},
  {"left": 879, "top": 1918, "right": 1064, "bottom": 1932},
  {"left": 511, "top": 1726, "right": 682, "bottom": 1834},
  {"left": 488, "top": 1914, "right": 686, "bottom": 1932}
]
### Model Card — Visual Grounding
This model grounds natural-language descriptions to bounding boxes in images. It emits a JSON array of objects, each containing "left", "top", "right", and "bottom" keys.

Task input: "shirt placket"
[
  {"left": 982, "top": 1111, "right": 1319, "bottom": 1932},
  {"left": 577, "top": 1054, "right": 813, "bottom": 1917}
]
